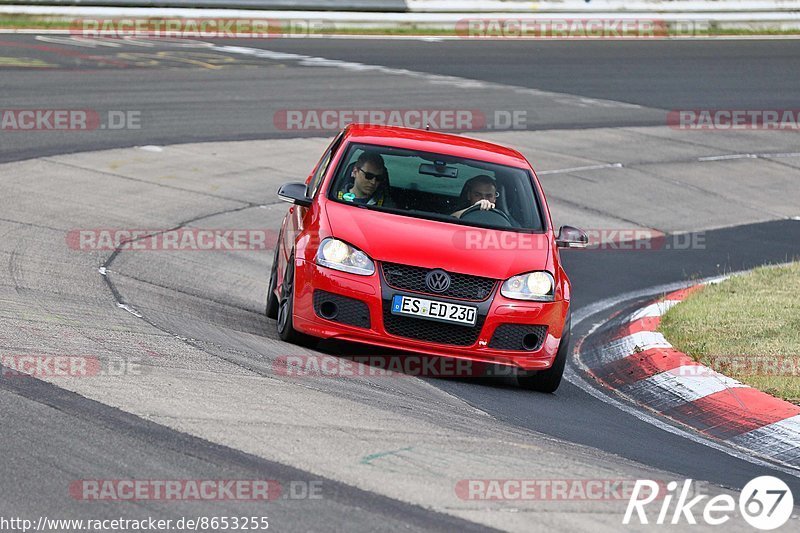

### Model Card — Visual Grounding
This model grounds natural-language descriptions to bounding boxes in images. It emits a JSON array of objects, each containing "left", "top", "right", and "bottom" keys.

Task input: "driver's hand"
[{"left": 474, "top": 199, "right": 495, "bottom": 210}]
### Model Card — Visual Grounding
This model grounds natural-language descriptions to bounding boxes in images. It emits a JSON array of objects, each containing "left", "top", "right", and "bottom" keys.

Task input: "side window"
[
  {"left": 308, "top": 133, "right": 343, "bottom": 198},
  {"left": 308, "top": 150, "right": 332, "bottom": 198}
]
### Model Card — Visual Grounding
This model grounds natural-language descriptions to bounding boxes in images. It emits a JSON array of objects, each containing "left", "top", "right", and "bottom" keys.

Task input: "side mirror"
[
  {"left": 277, "top": 182, "right": 312, "bottom": 207},
  {"left": 556, "top": 225, "right": 589, "bottom": 249}
]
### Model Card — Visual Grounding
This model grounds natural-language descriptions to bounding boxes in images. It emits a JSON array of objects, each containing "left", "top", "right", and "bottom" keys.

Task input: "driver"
[
  {"left": 451, "top": 175, "right": 498, "bottom": 218},
  {"left": 335, "top": 151, "right": 393, "bottom": 207}
]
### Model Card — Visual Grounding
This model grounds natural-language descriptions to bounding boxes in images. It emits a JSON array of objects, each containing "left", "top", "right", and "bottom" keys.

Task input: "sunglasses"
[{"left": 357, "top": 167, "right": 386, "bottom": 182}]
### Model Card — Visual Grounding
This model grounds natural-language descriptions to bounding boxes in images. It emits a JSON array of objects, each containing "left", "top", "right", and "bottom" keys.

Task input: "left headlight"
[
  {"left": 315, "top": 238, "right": 375, "bottom": 276},
  {"left": 500, "top": 271, "right": 555, "bottom": 301}
]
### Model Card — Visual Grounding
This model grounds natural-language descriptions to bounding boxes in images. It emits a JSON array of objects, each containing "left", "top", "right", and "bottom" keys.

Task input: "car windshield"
[{"left": 327, "top": 142, "right": 545, "bottom": 231}]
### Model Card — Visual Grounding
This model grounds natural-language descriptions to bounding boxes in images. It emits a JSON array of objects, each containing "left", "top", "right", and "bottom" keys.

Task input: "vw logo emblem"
[{"left": 425, "top": 269, "right": 451, "bottom": 293}]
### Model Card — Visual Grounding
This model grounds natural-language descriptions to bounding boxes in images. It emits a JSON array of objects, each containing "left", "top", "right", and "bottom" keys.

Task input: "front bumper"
[{"left": 292, "top": 258, "right": 569, "bottom": 371}]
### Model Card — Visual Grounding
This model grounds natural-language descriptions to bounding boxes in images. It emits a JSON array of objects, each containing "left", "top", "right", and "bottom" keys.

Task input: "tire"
[
  {"left": 275, "top": 254, "right": 316, "bottom": 347},
  {"left": 265, "top": 235, "right": 280, "bottom": 319},
  {"left": 516, "top": 313, "right": 571, "bottom": 393}
]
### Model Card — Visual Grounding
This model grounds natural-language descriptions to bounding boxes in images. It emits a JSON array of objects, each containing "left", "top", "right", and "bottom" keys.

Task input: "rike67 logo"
[{"left": 624, "top": 476, "right": 794, "bottom": 530}]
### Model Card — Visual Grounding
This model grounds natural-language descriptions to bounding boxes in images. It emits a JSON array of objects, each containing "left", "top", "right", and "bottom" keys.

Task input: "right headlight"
[
  {"left": 315, "top": 238, "right": 375, "bottom": 276},
  {"left": 500, "top": 271, "right": 555, "bottom": 301}
]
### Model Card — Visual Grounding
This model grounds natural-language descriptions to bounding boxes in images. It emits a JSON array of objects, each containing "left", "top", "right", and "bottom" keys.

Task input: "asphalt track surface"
[
  {"left": 2, "top": 36, "right": 800, "bottom": 162},
  {"left": 446, "top": 219, "right": 800, "bottom": 488},
  {"left": 2, "top": 35, "right": 800, "bottom": 530},
  {"left": 242, "top": 39, "right": 800, "bottom": 110}
]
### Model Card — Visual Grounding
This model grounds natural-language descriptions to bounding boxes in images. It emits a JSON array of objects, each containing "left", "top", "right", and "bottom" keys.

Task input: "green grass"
[
  {"left": 659, "top": 262, "right": 800, "bottom": 403},
  {"left": 0, "top": 15, "right": 74, "bottom": 29},
  {"left": 2, "top": 14, "right": 800, "bottom": 36}
]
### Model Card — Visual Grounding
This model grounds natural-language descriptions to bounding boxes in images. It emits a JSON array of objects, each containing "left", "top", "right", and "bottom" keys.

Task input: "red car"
[{"left": 267, "top": 124, "right": 587, "bottom": 392}]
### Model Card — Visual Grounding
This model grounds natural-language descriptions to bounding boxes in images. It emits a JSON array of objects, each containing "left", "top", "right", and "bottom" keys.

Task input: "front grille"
[
  {"left": 381, "top": 262, "right": 496, "bottom": 301},
  {"left": 313, "top": 290, "right": 371, "bottom": 329},
  {"left": 382, "top": 300, "right": 484, "bottom": 346},
  {"left": 489, "top": 324, "right": 548, "bottom": 351}
]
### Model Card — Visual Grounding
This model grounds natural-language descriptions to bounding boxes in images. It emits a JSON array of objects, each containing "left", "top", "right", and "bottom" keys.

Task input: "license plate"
[{"left": 391, "top": 295, "right": 477, "bottom": 326}]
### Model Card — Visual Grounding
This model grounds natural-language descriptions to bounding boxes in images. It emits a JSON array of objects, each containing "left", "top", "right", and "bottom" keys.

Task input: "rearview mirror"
[
  {"left": 419, "top": 162, "right": 458, "bottom": 178},
  {"left": 556, "top": 225, "right": 589, "bottom": 249},
  {"left": 277, "top": 182, "right": 312, "bottom": 207}
]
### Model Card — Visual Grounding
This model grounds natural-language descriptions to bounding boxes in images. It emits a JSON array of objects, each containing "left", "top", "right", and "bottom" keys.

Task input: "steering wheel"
[{"left": 459, "top": 204, "right": 513, "bottom": 227}]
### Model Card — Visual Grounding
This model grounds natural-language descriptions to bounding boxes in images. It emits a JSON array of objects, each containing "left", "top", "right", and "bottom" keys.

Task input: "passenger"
[
  {"left": 451, "top": 175, "right": 498, "bottom": 218},
  {"left": 336, "top": 151, "right": 393, "bottom": 207}
]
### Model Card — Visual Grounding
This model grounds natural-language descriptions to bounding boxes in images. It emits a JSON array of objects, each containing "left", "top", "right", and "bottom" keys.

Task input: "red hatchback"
[{"left": 267, "top": 124, "right": 587, "bottom": 392}]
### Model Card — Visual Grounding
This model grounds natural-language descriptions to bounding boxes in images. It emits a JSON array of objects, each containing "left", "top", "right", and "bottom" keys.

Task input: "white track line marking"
[
  {"left": 624, "top": 368, "right": 747, "bottom": 412},
  {"left": 35, "top": 34, "right": 213, "bottom": 48},
  {"left": 35, "top": 35, "right": 113, "bottom": 48},
  {"left": 730, "top": 415, "right": 800, "bottom": 463},
  {"left": 698, "top": 154, "right": 758, "bottom": 161},
  {"left": 212, "top": 44, "right": 643, "bottom": 109},
  {"left": 628, "top": 299, "right": 680, "bottom": 320},
  {"left": 538, "top": 162, "right": 623, "bottom": 175},
  {"left": 116, "top": 303, "right": 143, "bottom": 318},
  {"left": 758, "top": 151, "right": 800, "bottom": 158},
  {"left": 542, "top": 150, "right": 800, "bottom": 176},
  {"left": 605, "top": 331, "right": 672, "bottom": 354},
  {"left": 699, "top": 152, "right": 800, "bottom": 162}
]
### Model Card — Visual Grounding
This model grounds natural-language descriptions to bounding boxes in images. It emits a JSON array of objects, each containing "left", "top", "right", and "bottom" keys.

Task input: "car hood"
[{"left": 324, "top": 201, "right": 552, "bottom": 280}]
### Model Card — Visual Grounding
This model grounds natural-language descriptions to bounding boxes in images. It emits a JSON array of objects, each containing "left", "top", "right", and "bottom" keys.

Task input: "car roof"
[{"left": 342, "top": 124, "right": 531, "bottom": 169}]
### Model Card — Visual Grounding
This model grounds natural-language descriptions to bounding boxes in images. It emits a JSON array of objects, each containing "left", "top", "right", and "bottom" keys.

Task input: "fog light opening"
[
  {"left": 319, "top": 301, "right": 339, "bottom": 320},
  {"left": 522, "top": 333, "right": 540, "bottom": 351}
]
